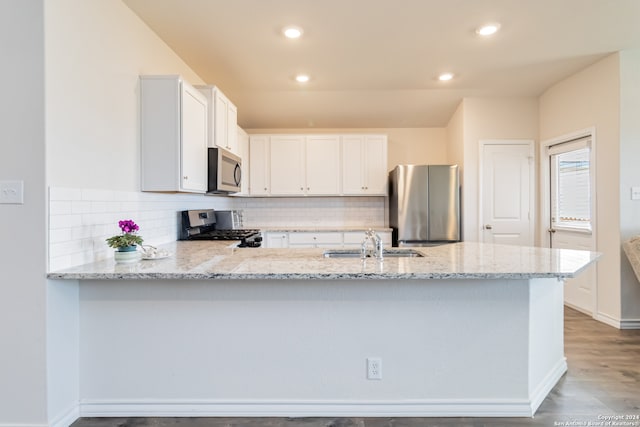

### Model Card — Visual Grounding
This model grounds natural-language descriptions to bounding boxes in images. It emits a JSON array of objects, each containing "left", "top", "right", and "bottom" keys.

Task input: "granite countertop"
[
  {"left": 623, "top": 235, "right": 640, "bottom": 283},
  {"left": 47, "top": 241, "right": 600, "bottom": 281}
]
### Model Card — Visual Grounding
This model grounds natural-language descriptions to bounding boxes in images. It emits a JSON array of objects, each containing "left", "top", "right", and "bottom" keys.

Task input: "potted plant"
[{"left": 106, "top": 219, "right": 143, "bottom": 254}]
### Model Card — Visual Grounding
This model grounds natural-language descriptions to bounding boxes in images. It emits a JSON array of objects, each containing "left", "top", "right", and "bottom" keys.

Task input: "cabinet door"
[
  {"left": 214, "top": 90, "right": 229, "bottom": 150},
  {"left": 363, "top": 135, "right": 388, "bottom": 195},
  {"left": 237, "top": 126, "right": 249, "bottom": 195},
  {"left": 265, "top": 232, "right": 288, "bottom": 248},
  {"left": 249, "top": 136, "right": 269, "bottom": 195},
  {"left": 342, "top": 136, "right": 365, "bottom": 195},
  {"left": 180, "top": 83, "right": 208, "bottom": 192},
  {"left": 306, "top": 135, "right": 341, "bottom": 195},
  {"left": 227, "top": 102, "right": 238, "bottom": 154},
  {"left": 270, "top": 135, "right": 305, "bottom": 195}
]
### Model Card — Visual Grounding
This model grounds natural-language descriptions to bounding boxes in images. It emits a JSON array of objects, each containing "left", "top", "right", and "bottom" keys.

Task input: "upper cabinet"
[
  {"left": 196, "top": 85, "right": 238, "bottom": 155},
  {"left": 306, "top": 135, "right": 341, "bottom": 195},
  {"left": 342, "top": 135, "right": 388, "bottom": 195},
  {"left": 236, "top": 126, "right": 250, "bottom": 196},
  {"left": 248, "top": 134, "right": 386, "bottom": 197},
  {"left": 248, "top": 135, "right": 270, "bottom": 196},
  {"left": 140, "top": 75, "right": 208, "bottom": 193},
  {"left": 268, "top": 135, "right": 340, "bottom": 196},
  {"left": 270, "top": 135, "right": 306, "bottom": 196}
]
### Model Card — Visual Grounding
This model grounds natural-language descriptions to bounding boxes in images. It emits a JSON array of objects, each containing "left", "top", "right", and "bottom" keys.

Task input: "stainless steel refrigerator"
[{"left": 388, "top": 164, "right": 460, "bottom": 247}]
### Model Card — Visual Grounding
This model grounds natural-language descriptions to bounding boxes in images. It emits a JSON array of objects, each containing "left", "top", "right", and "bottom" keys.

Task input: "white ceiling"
[{"left": 123, "top": 0, "right": 640, "bottom": 129}]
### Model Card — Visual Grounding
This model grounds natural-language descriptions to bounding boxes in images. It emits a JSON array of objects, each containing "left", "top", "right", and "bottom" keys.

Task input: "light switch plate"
[
  {"left": 632, "top": 186, "right": 640, "bottom": 201},
  {"left": 0, "top": 180, "right": 24, "bottom": 204}
]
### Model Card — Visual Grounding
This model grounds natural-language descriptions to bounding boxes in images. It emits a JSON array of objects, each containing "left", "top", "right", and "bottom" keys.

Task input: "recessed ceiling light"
[
  {"left": 295, "top": 74, "right": 310, "bottom": 83},
  {"left": 283, "top": 26, "right": 303, "bottom": 39},
  {"left": 476, "top": 23, "right": 501, "bottom": 36},
  {"left": 438, "top": 73, "right": 454, "bottom": 81}
]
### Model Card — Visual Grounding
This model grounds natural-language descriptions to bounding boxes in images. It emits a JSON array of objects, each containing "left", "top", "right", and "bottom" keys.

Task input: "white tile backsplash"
[
  {"left": 48, "top": 187, "right": 233, "bottom": 271},
  {"left": 48, "top": 188, "right": 386, "bottom": 271},
  {"left": 236, "top": 196, "right": 385, "bottom": 228}
]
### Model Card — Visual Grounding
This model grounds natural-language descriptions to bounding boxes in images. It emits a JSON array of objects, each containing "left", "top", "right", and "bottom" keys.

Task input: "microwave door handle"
[{"left": 234, "top": 163, "right": 241, "bottom": 186}]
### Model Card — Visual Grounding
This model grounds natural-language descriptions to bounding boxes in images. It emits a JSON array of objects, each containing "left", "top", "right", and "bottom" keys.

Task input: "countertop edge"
[{"left": 47, "top": 272, "right": 573, "bottom": 281}]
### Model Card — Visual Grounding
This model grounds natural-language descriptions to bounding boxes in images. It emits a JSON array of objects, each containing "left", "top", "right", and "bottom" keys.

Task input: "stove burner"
[{"left": 189, "top": 229, "right": 261, "bottom": 241}]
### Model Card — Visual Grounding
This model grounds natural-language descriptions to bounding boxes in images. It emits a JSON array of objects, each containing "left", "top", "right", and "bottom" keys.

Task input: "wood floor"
[{"left": 71, "top": 308, "right": 640, "bottom": 427}]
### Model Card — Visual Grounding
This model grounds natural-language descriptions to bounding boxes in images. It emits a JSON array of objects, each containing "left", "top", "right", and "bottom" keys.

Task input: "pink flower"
[{"left": 118, "top": 219, "right": 139, "bottom": 234}]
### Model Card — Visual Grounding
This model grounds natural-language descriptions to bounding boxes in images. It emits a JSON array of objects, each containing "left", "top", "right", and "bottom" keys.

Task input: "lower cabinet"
[
  {"left": 343, "top": 231, "right": 392, "bottom": 248},
  {"left": 262, "top": 230, "right": 391, "bottom": 249},
  {"left": 264, "top": 232, "right": 288, "bottom": 248},
  {"left": 288, "top": 232, "right": 343, "bottom": 248}
]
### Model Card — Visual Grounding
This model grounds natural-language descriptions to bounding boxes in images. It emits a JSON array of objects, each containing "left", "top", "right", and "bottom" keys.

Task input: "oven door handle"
[{"left": 234, "top": 163, "right": 241, "bottom": 186}]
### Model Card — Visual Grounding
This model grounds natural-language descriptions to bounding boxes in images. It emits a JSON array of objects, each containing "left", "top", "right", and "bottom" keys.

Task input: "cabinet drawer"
[
  {"left": 288, "top": 232, "right": 343, "bottom": 245},
  {"left": 264, "top": 232, "right": 288, "bottom": 248}
]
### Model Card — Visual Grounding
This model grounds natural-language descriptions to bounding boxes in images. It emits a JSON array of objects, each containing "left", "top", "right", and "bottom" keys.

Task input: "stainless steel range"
[{"left": 180, "top": 209, "right": 262, "bottom": 248}]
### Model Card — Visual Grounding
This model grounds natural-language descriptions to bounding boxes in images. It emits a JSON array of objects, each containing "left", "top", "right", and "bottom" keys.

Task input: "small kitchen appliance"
[
  {"left": 208, "top": 147, "right": 242, "bottom": 194},
  {"left": 179, "top": 209, "right": 262, "bottom": 247}
]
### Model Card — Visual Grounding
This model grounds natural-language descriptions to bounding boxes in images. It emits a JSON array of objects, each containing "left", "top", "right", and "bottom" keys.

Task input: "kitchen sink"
[{"left": 322, "top": 249, "right": 424, "bottom": 258}]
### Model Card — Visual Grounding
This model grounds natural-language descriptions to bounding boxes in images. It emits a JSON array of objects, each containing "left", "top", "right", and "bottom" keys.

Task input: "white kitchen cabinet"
[
  {"left": 263, "top": 230, "right": 390, "bottom": 249},
  {"left": 342, "top": 135, "right": 388, "bottom": 195},
  {"left": 249, "top": 135, "right": 270, "bottom": 196},
  {"left": 343, "top": 230, "right": 392, "bottom": 248},
  {"left": 140, "top": 75, "right": 208, "bottom": 193},
  {"left": 264, "top": 232, "right": 288, "bottom": 248},
  {"left": 226, "top": 101, "right": 238, "bottom": 153},
  {"left": 288, "top": 232, "right": 343, "bottom": 248},
  {"left": 196, "top": 85, "right": 238, "bottom": 155},
  {"left": 249, "top": 133, "right": 386, "bottom": 197},
  {"left": 305, "top": 135, "right": 341, "bottom": 195},
  {"left": 269, "top": 135, "right": 305, "bottom": 196},
  {"left": 237, "top": 126, "right": 250, "bottom": 196}
]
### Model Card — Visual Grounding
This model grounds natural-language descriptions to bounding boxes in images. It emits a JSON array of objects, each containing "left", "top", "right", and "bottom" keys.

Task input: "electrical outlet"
[
  {"left": 0, "top": 180, "right": 24, "bottom": 204},
  {"left": 367, "top": 357, "right": 382, "bottom": 380}
]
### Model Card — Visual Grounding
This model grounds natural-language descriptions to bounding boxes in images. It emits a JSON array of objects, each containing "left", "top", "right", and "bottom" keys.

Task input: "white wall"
[
  {"left": 446, "top": 102, "right": 465, "bottom": 237},
  {"left": 46, "top": 0, "right": 205, "bottom": 191},
  {"left": 0, "top": 1, "right": 48, "bottom": 425},
  {"left": 446, "top": 102, "right": 465, "bottom": 170},
  {"left": 458, "top": 98, "right": 539, "bottom": 243},
  {"left": 619, "top": 50, "right": 640, "bottom": 321},
  {"left": 539, "top": 54, "right": 622, "bottom": 323},
  {"left": 42, "top": 0, "right": 221, "bottom": 423}
]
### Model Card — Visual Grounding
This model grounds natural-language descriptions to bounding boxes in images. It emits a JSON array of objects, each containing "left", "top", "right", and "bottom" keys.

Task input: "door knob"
[
  {"left": 484, "top": 224, "right": 492, "bottom": 230},
  {"left": 548, "top": 228, "right": 556, "bottom": 233}
]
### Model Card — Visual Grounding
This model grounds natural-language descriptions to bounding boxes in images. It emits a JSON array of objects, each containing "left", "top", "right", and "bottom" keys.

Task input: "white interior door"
[
  {"left": 547, "top": 136, "right": 596, "bottom": 314},
  {"left": 481, "top": 141, "right": 534, "bottom": 246}
]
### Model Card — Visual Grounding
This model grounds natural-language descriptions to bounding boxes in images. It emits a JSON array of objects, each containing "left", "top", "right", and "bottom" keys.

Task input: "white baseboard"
[
  {"left": 79, "top": 398, "right": 539, "bottom": 418},
  {"left": 49, "top": 403, "right": 79, "bottom": 427},
  {"left": 528, "top": 358, "right": 568, "bottom": 414},
  {"left": 620, "top": 318, "right": 640, "bottom": 329},
  {"left": 592, "top": 310, "right": 640, "bottom": 329},
  {"left": 0, "top": 424, "right": 49, "bottom": 427},
  {"left": 595, "top": 311, "right": 623, "bottom": 329}
]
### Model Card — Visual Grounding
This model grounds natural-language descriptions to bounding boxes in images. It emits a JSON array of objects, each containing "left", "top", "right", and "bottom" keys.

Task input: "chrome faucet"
[{"left": 361, "top": 229, "right": 384, "bottom": 261}]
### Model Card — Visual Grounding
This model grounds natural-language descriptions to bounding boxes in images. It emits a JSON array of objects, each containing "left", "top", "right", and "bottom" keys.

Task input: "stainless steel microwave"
[{"left": 208, "top": 147, "right": 241, "bottom": 194}]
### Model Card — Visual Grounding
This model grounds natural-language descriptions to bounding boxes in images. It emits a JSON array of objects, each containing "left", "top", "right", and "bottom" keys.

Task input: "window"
[{"left": 549, "top": 139, "right": 592, "bottom": 232}]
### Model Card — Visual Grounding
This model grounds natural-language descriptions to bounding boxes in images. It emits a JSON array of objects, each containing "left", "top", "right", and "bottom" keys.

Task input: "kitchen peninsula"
[{"left": 48, "top": 241, "right": 599, "bottom": 419}]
